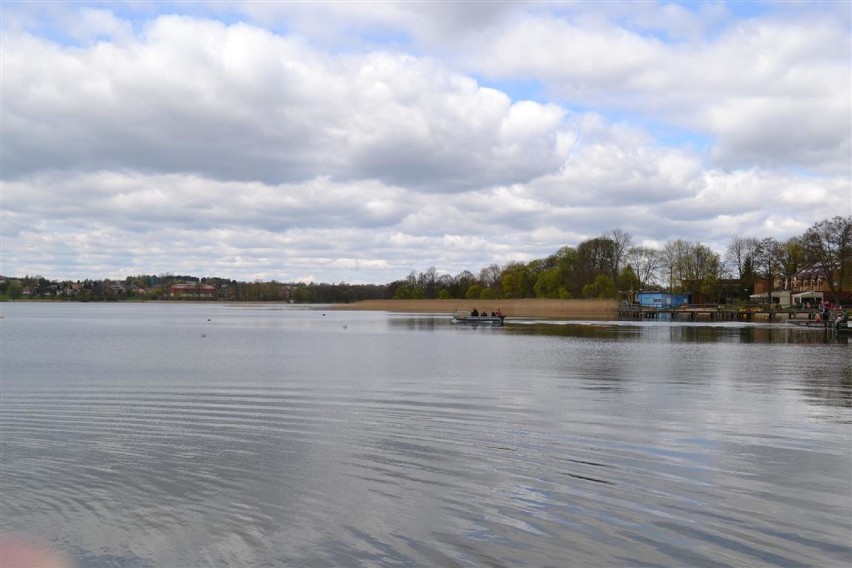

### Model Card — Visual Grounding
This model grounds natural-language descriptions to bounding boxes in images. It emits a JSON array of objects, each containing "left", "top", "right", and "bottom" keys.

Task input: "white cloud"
[
  {"left": 1, "top": 18, "right": 570, "bottom": 191},
  {"left": 1, "top": 3, "right": 848, "bottom": 283},
  {"left": 460, "top": 8, "right": 850, "bottom": 175}
]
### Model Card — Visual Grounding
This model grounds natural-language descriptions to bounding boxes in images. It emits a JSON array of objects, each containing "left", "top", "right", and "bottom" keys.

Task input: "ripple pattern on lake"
[{"left": 1, "top": 303, "right": 850, "bottom": 567}]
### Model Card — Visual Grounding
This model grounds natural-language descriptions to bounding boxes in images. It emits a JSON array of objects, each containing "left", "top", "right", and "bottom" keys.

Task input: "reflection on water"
[
  {"left": 1, "top": 303, "right": 850, "bottom": 567},
  {"left": 508, "top": 319, "right": 850, "bottom": 344}
]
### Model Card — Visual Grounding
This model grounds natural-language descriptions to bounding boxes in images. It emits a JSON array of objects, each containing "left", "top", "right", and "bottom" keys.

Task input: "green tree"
[
  {"left": 393, "top": 286, "right": 412, "bottom": 299},
  {"left": 685, "top": 243, "right": 723, "bottom": 301},
  {"left": 576, "top": 237, "right": 616, "bottom": 293},
  {"left": 450, "top": 271, "right": 477, "bottom": 299},
  {"left": 534, "top": 267, "right": 564, "bottom": 298},
  {"left": 465, "top": 284, "right": 484, "bottom": 300},
  {"left": 581, "top": 274, "right": 618, "bottom": 299},
  {"left": 291, "top": 286, "right": 316, "bottom": 303},
  {"left": 6, "top": 280, "right": 23, "bottom": 300},
  {"left": 616, "top": 265, "right": 641, "bottom": 294},
  {"left": 500, "top": 261, "right": 535, "bottom": 298}
]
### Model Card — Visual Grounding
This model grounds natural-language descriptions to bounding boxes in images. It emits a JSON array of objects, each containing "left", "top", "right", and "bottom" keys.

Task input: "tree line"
[
  {"left": 385, "top": 216, "right": 851, "bottom": 304},
  {"left": 2, "top": 216, "right": 849, "bottom": 304}
]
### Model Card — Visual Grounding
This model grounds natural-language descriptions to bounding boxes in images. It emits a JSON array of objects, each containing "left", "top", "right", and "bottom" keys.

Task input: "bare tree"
[
  {"left": 753, "top": 238, "right": 778, "bottom": 282},
  {"left": 605, "top": 229, "right": 633, "bottom": 280},
  {"left": 479, "top": 264, "right": 502, "bottom": 288},
  {"left": 417, "top": 266, "right": 440, "bottom": 299},
  {"left": 626, "top": 246, "right": 661, "bottom": 290},
  {"left": 577, "top": 237, "right": 617, "bottom": 282},
  {"left": 802, "top": 216, "right": 852, "bottom": 299},
  {"left": 774, "top": 237, "right": 805, "bottom": 290},
  {"left": 724, "top": 236, "right": 759, "bottom": 279},
  {"left": 660, "top": 239, "right": 690, "bottom": 292}
]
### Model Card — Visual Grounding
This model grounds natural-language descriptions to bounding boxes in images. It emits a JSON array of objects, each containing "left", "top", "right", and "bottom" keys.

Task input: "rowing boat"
[{"left": 451, "top": 312, "right": 505, "bottom": 326}]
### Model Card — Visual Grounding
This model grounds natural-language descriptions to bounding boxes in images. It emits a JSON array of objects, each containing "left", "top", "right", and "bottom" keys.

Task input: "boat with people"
[{"left": 452, "top": 309, "right": 506, "bottom": 326}]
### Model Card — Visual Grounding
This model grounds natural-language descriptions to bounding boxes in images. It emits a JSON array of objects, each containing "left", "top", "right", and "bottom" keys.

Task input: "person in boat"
[
  {"left": 470, "top": 308, "right": 479, "bottom": 317},
  {"left": 496, "top": 308, "right": 504, "bottom": 318}
]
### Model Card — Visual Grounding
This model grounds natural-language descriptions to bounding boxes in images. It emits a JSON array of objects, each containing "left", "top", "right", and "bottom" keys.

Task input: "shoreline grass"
[{"left": 334, "top": 298, "right": 618, "bottom": 319}]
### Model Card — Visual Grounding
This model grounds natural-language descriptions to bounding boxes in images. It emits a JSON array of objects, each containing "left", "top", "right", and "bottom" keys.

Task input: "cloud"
[
  {"left": 1, "top": 3, "right": 849, "bottom": 283},
  {"left": 460, "top": 7, "right": 850, "bottom": 175},
  {"left": 1, "top": 16, "right": 570, "bottom": 191},
  {"left": 3, "top": 172, "right": 418, "bottom": 233}
]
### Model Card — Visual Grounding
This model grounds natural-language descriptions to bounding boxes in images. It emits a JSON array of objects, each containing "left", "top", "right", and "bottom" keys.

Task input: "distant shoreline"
[{"left": 333, "top": 298, "right": 618, "bottom": 319}]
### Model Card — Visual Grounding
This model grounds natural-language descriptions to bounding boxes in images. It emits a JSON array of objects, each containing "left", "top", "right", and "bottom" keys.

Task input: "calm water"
[{"left": 1, "top": 302, "right": 850, "bottom": 567}]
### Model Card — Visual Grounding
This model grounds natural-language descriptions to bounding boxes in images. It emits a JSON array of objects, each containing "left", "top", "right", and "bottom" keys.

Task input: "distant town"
[{"left": 2, "top": 216, "right": 850, "bottom": 306}]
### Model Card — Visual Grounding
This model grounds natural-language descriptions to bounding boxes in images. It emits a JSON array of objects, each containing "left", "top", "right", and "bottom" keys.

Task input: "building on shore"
[
  {"left": 170, "top": 282, "right": 217, "bottom": 300},
  {"left": 786, "top": 263, "right": 851, "bottom": 305},
  {"left": 635, "top": 291, "right": 691, "bottom": 308}
]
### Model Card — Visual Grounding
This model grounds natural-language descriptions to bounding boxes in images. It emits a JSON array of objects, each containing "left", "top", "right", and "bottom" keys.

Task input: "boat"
[{"left": 452, "top": 311, "right": 505, "bottom": 326}]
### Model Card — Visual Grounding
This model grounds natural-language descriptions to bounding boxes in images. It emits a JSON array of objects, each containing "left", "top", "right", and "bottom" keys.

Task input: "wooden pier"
[{"left": 617, "top": 304, "right": 820, "bottom": 323}]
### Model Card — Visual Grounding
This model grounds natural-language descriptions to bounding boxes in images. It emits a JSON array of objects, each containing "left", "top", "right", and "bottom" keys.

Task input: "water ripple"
[{"left": 2, "top": 305, "right": 850, "bottom": 567}]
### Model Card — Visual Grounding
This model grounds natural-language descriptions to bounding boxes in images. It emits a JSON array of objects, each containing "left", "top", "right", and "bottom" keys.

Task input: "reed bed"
[{"left": 334, "top": 298, "right": 617, "bottom": 319}]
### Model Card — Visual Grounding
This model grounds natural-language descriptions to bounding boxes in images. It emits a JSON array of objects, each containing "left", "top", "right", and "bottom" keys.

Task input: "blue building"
[{"left": 635, "top": 291, "right": 691, "bottom": 308}]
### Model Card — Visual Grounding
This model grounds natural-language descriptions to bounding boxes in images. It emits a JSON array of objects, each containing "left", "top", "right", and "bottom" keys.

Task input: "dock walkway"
[{"left": 617, "top": 304, "right": 827, "bottom": 323}]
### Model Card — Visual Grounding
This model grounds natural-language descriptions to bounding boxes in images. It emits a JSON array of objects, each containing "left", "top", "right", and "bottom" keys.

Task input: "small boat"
[{"left": 452, "top": 311, "right": 505, "bottom": 326}]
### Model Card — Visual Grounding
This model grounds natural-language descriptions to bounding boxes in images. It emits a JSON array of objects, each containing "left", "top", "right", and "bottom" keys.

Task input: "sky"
[{"left": 1, "top": 1, "right": 850, "bottom": 284}]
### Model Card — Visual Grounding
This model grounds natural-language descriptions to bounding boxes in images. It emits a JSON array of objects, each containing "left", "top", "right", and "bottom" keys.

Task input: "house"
[
  {"left": 748, "top": 290, "right": 792, "bottom": 307},
  {"left": 170, "top": 282, "right": 217, "bottom": 300},
  {"left": 635, "top": 291, "right": 691, "bottom": 308},
  {"left": 787, "top": 263, "right": 851, "bottom": 305}
]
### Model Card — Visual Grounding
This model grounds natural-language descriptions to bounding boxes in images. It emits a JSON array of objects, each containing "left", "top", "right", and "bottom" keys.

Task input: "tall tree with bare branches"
[
  {"left": 802, "top": 216, "right": 852, "bottom": 299},
  {"left": 605, "top": 229, "right": 633, "bottom": 281}
]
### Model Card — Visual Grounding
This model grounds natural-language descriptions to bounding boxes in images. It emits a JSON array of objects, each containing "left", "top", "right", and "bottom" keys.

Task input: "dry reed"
[{"left": 334, "top": 298, "right": 617, "bottom": 319}]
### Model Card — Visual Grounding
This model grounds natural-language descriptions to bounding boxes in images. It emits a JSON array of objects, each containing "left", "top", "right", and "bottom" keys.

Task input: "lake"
[{"left": 1, "top": 302, "right": 850, "bottom": 567}]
